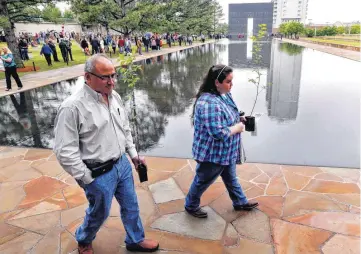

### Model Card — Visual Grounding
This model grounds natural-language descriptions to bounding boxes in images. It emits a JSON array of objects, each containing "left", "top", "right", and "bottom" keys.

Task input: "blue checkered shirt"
[{"left": 192, "top": 92, "right": 242, "bottom": 165}]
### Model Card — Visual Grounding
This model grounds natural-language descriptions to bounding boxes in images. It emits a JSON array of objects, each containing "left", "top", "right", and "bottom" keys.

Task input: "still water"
[{"left": 0, "top": 40, "right": 359, "bottom": 168}]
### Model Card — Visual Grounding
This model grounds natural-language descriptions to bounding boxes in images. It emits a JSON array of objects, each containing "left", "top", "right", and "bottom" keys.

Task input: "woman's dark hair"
[{"left": 191, "top": 64, "right": 233, "bottom": 122}]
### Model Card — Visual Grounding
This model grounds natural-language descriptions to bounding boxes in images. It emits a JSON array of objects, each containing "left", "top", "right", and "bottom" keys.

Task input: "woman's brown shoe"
[{"left": 126, "top": 239, "right": 159, "bottom": 252}]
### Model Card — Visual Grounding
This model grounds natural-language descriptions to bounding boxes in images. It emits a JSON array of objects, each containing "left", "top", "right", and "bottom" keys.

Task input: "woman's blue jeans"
[{"left": 185, "top": 162, "right": 248, "bottom": 211}]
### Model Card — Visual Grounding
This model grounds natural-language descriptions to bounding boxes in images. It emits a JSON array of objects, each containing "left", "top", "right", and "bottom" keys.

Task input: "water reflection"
[
  {"left": 0, "top": 40, "right": 359, "bottom": 168},
  {"left": 266, "top": 42, "right": 304, "bottom": 122}
]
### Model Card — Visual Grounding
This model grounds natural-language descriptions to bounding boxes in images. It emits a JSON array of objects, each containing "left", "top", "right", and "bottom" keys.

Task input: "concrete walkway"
[
  {"left": 280, "top": 38, "right": 360, "bottom": 62},
  {"left": 0, "top": 146, "right": 360, "bottom": 253},
  {"left": 0, "top": 40, "right": 214, "bottom": 98}
]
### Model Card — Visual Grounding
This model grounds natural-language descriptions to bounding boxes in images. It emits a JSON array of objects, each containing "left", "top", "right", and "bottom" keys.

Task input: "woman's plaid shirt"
[{"left": 192, "top": 92, "right": 242, "bottom": 165}]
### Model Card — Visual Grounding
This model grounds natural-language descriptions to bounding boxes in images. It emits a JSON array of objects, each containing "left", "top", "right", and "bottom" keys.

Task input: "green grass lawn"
[
  {"left": 304, "top": 38, "right": 361, "bottom": 47},
  {"left": 0, "top": 39, "right": 208, "bottom": 80}
]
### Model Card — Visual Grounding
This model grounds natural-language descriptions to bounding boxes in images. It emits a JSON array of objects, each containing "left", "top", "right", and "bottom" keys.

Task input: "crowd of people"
[{"left": 78, "top": 32, "right": 209, "bottom": 57}]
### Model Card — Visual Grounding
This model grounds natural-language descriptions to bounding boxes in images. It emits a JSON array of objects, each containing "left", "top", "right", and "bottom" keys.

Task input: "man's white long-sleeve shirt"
[{"left": 53, "top": 83, "right": 137, "bottom": 184}]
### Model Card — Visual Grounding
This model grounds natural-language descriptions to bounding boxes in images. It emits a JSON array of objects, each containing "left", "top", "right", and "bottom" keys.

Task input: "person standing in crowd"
[
  {"left": 64, "top": 38, "right": 74, "bottom": 61},
  {"left": 136, "top": 37, "right": 142, "bottom": 55},
  {"left": 178, "top": 35, "right": 183, "bottom": 46},
  {"left": 1, "top": 47, "right": 23, "bottom": 91},
  {"left": 151, "top": 37, "right": 157, "bottom": 50},
  {"left": 53, "top": 54, "right": 159, "bottom": 254},
  {"left": 142, "top": 36, "right": 149, "bottom": 52},
  {"left": 48, "top": 39, "right": 60, "bottom": 62},
  {"left": 111, "top": 37, "right": 117, "bottom": 54},
  {"left": 40, "top": 42, "right": 53, "bottom": 66},
  {"left": 59, "top": 39, "right": 68, "bottom": 62},
  {"left": 124, "top": 37, "right": 131, "bottom": 55},
  {"left": 201, "top": 34, "right": 205, "bottom": 43},
  {"left": 155, "top": 35, "right": 160, "bottom": 50},
  {"left": 100, "top": 37, "right": 105, "bottom": 53},
  {"left": 166, "top": 33, "right": 171, "bottom": 48},
  {"left": 91, "top": 37, "right": 100, "bottom": 55},
  {"left": 18, "top": 39, "right": 29, "bottom": 61},
  {"left": 118, "top": 36, "right": 125, "bottom": 53},
  {"left": 188, "top": 35, "right": 193, "bottom": 45},
  {"left": 81, "top": 38, "right": 90, "bottom": 56},
  {"left": 185, "top": 64, "right": 258, "bottom": 218}
]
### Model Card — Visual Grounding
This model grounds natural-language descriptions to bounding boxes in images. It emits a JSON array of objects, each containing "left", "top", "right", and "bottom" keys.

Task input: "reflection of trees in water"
[
  {"left": 279, "top": 43, "right": 304, "bottom": 55},
  {"left": 118, "top": 43, "right": 225, "bottom": 152},
  {"left": 128, "top": 90, "right": 168, "bottom": 152},
  {"left": 0, "top": 79, "right": 78, "bottom": 148}
]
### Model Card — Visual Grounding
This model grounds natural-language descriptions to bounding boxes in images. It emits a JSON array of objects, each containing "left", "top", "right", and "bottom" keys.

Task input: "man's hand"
[{"left": 131, "top": 156, "right": 147, "bottom": 169}]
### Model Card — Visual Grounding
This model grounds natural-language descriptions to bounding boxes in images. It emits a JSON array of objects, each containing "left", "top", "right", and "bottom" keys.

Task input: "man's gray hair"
[{"left": 84, "top": 54, "right": 112, "bottom": 73}]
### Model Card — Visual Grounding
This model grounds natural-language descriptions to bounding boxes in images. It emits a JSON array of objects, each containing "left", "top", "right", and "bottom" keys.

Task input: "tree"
[
  {"left": 350, "top": 24, "right": 360, "bottom": 34},
  {"left": 336, "top": 26, "right": 346, "bottom": 34},
  {"left": 286, "top": 21, "right": 304, "bottom": 38},
  {"left": 304, "top": 28, "right": 314, "bottom": 37},
  {"left": 216, "top": 23, "right": 228, "bottom": 35},
  {"left": 63, "top": 10, "right": 75, "bottom": 19},
  {"left": 110, "top": 1, "right": 166, "bottom": 35},
  {"left": 71, "top": 0, "right": 142, "bottom": 34},
  {"left": 316, "top": 26, "right": 337, "bottom": 36},
  {"left": 0, "top": 0, "right": 53, "bottom": 65},
  {"left": 279, "top": 23, "right": 288, "bottom": 35},
  {"left": 42, "top": 4, "right": 62, "bottom": 22}
]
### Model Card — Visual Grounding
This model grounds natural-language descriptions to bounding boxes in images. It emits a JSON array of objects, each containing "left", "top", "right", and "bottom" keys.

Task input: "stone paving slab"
[
  {"left": 0, "top": 146, "right": 360, "bottom": 253},
  {"left": 280, "top": 38, "right": 360, "bottom": 62},
  {"left": 0, "top": 40, "right": 215, "bottom": 98}
]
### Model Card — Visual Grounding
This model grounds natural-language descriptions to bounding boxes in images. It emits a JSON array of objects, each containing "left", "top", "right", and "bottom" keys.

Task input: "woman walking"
[
  {"left": 1, "top": 47, "right": 23, "bottom": 91},
  {"left": 185, "top": 64, "right": 258, "bottom": 218}
]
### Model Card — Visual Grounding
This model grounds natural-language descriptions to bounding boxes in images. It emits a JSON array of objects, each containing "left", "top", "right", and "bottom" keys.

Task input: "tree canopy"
[
  {"left": 350, "top": 24, "right": 360, "bottom": 34},
  {"left": 42, "top": 4, "right": 62, "bottom": 22},
  {"left": 279, "top": 21, "right": 304, "bottom": 37},
  {"left": 70, "top": 0, "right": 225, "bottom": 35}
]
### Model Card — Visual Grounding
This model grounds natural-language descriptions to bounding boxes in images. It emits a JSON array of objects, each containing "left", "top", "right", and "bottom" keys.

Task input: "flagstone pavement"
[{"left": 0, "top": 146, "right": 360, "bottom": 254}]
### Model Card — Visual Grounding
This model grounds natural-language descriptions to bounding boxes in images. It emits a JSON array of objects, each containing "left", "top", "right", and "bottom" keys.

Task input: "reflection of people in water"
[
  {"left": 157, "top": 55, "right": 164, "bottom": 63},
  {"left": 10, "top": 92, "right": 31, "bottom": 130},
  {"left": 145, "top": 58, "right": 151, "bottom": 65}
]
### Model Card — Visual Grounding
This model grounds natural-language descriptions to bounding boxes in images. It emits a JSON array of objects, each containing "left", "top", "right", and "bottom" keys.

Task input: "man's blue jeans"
[
  {"left": 76, "top": 154, "right": 144, "bottom": 245},
  {"left": 185, "top": 162, "right": 248, "bottom": 211}
]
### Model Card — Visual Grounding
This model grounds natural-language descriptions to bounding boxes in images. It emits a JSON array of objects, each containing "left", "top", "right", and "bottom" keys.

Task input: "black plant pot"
[{"left": 245, "top": 116, "right": 256, "bottom": 132}]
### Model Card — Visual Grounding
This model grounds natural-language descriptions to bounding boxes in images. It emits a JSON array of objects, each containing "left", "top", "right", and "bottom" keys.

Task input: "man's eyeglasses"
[{"left": 88, "top": 72, "right": 118, "bottom": 81}]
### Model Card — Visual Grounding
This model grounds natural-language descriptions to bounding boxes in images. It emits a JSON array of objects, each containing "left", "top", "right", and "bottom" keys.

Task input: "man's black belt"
[{"left": 83, "top": 158, "right": 118, "bottom": 178}]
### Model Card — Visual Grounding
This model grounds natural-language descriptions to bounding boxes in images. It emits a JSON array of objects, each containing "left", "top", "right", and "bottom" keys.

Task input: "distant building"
[
  {"left": 228, "top": 3, "right": 273, "bottom": 38},
  {"left": 228, "top": 42, "right": 272, "bottom": 69},
  {"left": 272, "top": 0, "right": 309, "bottom": 30}
]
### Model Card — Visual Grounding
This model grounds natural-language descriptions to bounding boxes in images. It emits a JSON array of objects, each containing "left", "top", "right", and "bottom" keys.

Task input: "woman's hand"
[
  {"left": 229, "top": 122, "right": 245, "bottom": 135},
  {"left": 240, "top": 116, "right": 247, "bottom": 123}
]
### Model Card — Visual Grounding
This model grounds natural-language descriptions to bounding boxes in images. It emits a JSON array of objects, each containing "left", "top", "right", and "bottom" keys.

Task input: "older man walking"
[{"left": 53, "top": 54, "right": 159, "bottom": 254}]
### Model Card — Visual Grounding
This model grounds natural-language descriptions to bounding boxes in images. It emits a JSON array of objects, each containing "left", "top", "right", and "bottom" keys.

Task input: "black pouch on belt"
[{"left": 83, "top": 159, "right": 116, "bottom": 178}]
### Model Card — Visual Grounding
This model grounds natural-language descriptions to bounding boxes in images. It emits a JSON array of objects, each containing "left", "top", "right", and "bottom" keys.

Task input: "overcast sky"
[
  {"left": 57, "top": 0, "right": 361, "bottom": 24},
  {"left": 218, "top": 0, "right": 361, "bottom": 24}
]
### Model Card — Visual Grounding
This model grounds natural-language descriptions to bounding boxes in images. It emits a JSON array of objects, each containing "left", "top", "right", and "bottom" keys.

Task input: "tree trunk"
[{"left": 0, "top": 0, "right": 23, "bottom": 67}]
